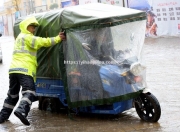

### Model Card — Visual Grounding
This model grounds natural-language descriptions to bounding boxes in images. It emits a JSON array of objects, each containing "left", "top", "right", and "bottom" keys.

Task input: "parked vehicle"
[
  {"left": 14, "top": 3, "right": 161, "bottom": 122},
  {"left": 0, "top": 33, "right": 2, "bottom": 63}
]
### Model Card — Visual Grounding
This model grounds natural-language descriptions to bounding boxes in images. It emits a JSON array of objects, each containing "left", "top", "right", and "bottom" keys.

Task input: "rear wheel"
[
  {"left": 134, "top": 93, "right": 161, "bottom": 122},
  {"left": 41, "top": 97, "right": 61, "bottom": 113},
  {"left": 38, "top": 96, "right": 45, "bottom": 110}
]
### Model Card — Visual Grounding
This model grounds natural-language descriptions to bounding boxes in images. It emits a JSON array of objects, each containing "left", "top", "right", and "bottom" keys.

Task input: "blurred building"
[
  {"left": 0, "top": 0, "right": 62, "bottom": 35},
  {"left": 0, "top": 0, "right": 62, "bottom": 17},
  {"left": 0, "top": 0, "right": 125, "bottom": 36}
]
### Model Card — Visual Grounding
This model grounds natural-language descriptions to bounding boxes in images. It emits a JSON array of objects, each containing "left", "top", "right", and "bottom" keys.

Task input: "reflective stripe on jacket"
[{"left": 9, "top": 16, "right": 62, "bottom": 82}]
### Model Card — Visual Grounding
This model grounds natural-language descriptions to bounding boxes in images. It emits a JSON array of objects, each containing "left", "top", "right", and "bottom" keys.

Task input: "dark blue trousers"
[{"left": 0, "top": 73, "right": 37, "bottom": 120}]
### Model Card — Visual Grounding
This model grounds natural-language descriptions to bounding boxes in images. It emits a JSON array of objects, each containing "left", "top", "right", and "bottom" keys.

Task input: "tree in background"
[
  {"left": 49, "top": 3, "right": 58, "bottom": 10},
  {"left": 13, "top": 0, "right": 21, "bottom": 12}
]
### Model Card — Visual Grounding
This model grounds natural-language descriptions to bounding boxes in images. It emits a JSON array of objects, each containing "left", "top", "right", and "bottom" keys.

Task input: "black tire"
[
  {"left": 41, "top": 97, "right": 61, "bottom": 113},
  {"left": 0, "top": 59, "right": 2, "bottom": 63},
  {"left": 134, "top": 93, "right": 161, "bottom": 122},
  {"left": 38, "top": 97, "right": 45, "bottom": 110}
]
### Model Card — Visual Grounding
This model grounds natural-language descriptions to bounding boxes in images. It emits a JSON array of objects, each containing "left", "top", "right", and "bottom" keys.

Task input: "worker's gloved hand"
[
  {"left": 59, "top": 32, "right": 66, "bottom": 40},
  {"left": 82, "top": 43, "right": 91, "bottom": 50}
]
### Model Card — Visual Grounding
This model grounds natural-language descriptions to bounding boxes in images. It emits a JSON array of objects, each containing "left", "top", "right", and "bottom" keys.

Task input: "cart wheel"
[
  {"left": 41, "top": 97, "right": 61, "bottom": 113},
  {"left": 134, "top": 93, "right": 161, "bottom": 122}
]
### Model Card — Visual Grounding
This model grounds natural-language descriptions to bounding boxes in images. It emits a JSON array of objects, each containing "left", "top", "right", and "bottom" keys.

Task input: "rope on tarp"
[{"left": 99, "top": 15, "right": 147, "bottom": 25}]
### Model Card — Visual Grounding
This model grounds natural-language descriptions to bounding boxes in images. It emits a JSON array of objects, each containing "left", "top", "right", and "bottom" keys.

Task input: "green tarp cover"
[{"left": 13, "top": 3, "right": 147, "bottom": 108}]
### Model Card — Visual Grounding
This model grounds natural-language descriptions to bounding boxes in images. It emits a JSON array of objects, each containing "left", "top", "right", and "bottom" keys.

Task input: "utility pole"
[{"left": 29, "top": 0, "right": 34, "bottom": 14}]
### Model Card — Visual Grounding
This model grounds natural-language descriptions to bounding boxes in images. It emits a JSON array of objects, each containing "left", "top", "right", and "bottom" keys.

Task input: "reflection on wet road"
[{"left": 0, "top": 36, "right": 180, "bottom": 132}]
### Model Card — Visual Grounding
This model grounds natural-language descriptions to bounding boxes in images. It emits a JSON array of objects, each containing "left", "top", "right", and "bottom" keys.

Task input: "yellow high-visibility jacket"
[{"left": 9, "top": 16, "right": 62, "bottom": 82}]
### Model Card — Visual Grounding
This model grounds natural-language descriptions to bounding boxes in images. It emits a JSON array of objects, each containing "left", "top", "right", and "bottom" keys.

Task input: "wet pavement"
[{"left": 0, "top": 36, "right": 180, "bottom": 132}]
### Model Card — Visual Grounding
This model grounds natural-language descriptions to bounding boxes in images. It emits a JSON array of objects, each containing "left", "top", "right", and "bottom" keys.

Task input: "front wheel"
[{"left": 134, "top": 93, "right": 161, "bottom": 122}]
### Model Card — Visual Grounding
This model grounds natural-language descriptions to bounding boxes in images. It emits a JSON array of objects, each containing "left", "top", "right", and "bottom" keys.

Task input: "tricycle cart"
[{"left": 14, "top": 3, "right": 161, "bottom": 122}]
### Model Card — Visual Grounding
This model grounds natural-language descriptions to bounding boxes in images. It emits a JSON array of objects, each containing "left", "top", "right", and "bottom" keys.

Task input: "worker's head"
[
  {"left": 27, "top": 23, "right": 38, "bottom": 34},
  {"left": 19, "top": 16, "right": 39, "bottom": 34}
]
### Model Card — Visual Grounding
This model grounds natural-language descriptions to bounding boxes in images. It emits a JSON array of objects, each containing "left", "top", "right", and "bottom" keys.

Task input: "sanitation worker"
[{"left": 0, "top": 16, "right": 66, "bottom": 125}]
